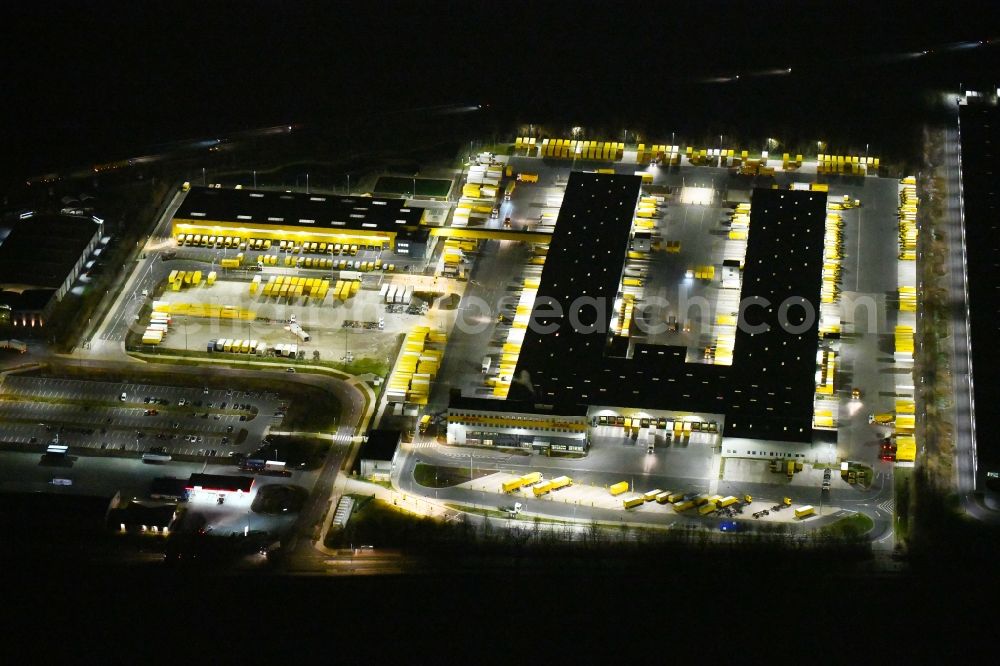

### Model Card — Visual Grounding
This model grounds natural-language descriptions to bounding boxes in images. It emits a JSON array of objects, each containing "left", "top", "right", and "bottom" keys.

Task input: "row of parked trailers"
[
  {"left": 141, "top": 312, "right": 172, "bottom": 345},
  {"left": 636, "top": 144, "right": 681, "bottom": 165},
  {"left": 176, "top": 234, "right": 243, "bottom": 249},
  {"left": 595, "top": 415, "right": 719, "bottom": 436},
  {"left": 898, "top": 176, "right": 918, "bottom": 261},
  {"left": 206, "top": 338, "right": 298, "bottom": 357},
  {"left": 500, "top": 472, "right": 572, "bottom": 496},
  {"left": 615, "top": 487, "right": 744, "bottom": 514},
  {"left": 379, "top": 283, "right": 413, "bottom": 305},
  {"left": 176, "top": 233, "right": 382, "bottom": 256},
  {"left": 256, "top": 275, "right": 335, "bottom": 301},
  {"left": 540, "top": 139, "right": 625, "bottom": 161},
  {"left": 167, "top": 270, "right": 215, "bottom": 290},
  {"left": 817, "top": 153, "right": 879, "bottom": 175},
  {"left": 386, "top": 326, "right": 446, "bottom": 405}
]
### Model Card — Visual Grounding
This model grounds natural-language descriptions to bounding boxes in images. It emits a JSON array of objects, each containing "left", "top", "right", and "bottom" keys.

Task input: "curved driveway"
[{"left": 393, "top": 439, "right": 892, "bottom": 543}]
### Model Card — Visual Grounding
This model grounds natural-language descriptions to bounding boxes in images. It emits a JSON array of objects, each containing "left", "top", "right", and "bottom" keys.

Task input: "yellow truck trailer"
[
  {"left": 644, "top": 490, "right": 662, "bottom": 503},
  {"left": 520, "top": 472, "right": 542, "bottom": 486},
  {"left": 673, "top": 500, "right": 695, "bottom": 512},
  {"left": 698, "top": 502, "right": 718, "bottom": 516},
  {"left": 532, "top": 481, "right": 554, "bottom": 497},
  {"left": 718, "top": 496, "right": 739, "bottom": 508},
  {"left": 667, "top": 491, "right": 685, "bottom": 503},
  {"left": 794, "top": 505, "right": 816, "bottom": 519},
  {"left": 623, "top": 496, "right": 645, "bottom": 509},
  {"left": 655, "top": 491, "right": 673, "bottom": 504},
  {"left": 502, "top": 478, "right": 526, "bottom": 493},
  {"left": 609, "top": 481, "right": 629, "bottom": 496},
  {"left": 549, "top": 476, "right": 572, "bottom": 491}
]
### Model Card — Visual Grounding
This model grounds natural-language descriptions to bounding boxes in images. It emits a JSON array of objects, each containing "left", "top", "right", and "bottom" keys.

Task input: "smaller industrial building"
[
  {"left": 172, "top": 186, "right": 431, "bottom": 258},
  {"left": 447, "top": 392, "right": 589, "bottom": 453},
  {"left": 107, "top": 500, "right": 177, "bottom": 535},
  {"left": 0, "top": 212, "right": 104, "bottom": 328},
  {"left": 358, "top": 429, "right": 401, "bottom": 481}
]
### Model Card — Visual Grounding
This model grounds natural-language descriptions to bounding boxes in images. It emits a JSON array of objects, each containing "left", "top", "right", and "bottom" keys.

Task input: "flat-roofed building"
[
  {"left": 0, "top": 212, "right": 103, "bottom": 328},
  {"left": 172, "top": 186, "right": 430, "bottom": 258}
]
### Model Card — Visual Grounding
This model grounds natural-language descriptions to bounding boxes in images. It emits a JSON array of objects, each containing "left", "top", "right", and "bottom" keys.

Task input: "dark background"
[{"left": 2, "top": 0, "right": 999, "bottom": 196}]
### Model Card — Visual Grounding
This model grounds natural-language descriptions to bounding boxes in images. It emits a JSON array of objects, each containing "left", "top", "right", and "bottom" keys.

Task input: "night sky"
[{"left": 2, "top": 1, "right": 998, "bottom": 195}]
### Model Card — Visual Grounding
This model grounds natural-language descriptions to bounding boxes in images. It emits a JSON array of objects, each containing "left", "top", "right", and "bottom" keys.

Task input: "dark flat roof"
[
  {"left": 360, "top": 429, "right": 401, "bottom": 462},
  {"left": 174, "top": 186, "right": 425, "bottom": 233},
  {"left": 506, "top": 174, "right": 826, "bottom": 443},
  {"left": 0, "top": 214, "right": 100, "bottom": 289},
  {"left": 150, "top": 477, "right": 187, "bottom": 498},
  {"left": 959, "top": 99, "right": 1000, "bottom": 467},
  {"left": 107, "top": 501, "right": 176, "bottom": 528},
  {"left": 512, "top": 171, "right": 640, "bottom": 398},
  {"left": 186, "top": 473, "right": 254, "bottom": 493}
]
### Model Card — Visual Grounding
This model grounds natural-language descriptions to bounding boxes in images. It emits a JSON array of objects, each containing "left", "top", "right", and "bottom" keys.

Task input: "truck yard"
[{"left": 64, "top": 131, "right": 913, "bottom": 543}]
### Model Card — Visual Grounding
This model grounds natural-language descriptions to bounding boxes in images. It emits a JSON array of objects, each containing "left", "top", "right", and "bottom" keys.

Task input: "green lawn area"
[
  {"left": 251, "top": 436, "right": 330, "bottom": 470},
  {"left": 251, "top": 484, "right": 308, "bottom": 514},
  {"left": 131, "top": 346, "right": 390, "bottom": 377},
  {"left": 280, "top": 386, "right": 342, "bottom": 431},
  {"left": 412, "top": 462, "right": 495, "bottom": 488},
  {"left": 818, "top": 513, "right": 875, "bottom": 539},
  {"left": 443, "top": 503, "right": 511, "bottom": 520},
  {"left": 374, "top": 176, "right": 452, "bottom": 198},
  {"left": 325, "top": 498, "right": 446, "bottom": 549}
]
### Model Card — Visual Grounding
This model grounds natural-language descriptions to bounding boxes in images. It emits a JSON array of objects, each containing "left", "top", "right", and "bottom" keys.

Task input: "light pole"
[
  {"left": 202, "top": 167, "right": 206, "bottom": 186},
  {"left": 306, "top": 173, "right": 310, "bottom": 194},
  {"left": 346, "top": 174, "right": 351, "bottom": 196},
  {"left": 253, "top": 170, "right": 257, "bottom": 189}
]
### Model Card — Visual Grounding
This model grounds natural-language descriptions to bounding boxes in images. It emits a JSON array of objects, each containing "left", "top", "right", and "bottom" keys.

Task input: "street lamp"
[
  {"left": 253, "top": 170, "right": 257, "bottom": 189},
  {"left": 306, "top": 173, "right": 310, "bottom": 194},
  {"left": 346, "top": 174, "right": 351, "bottom": 196}
]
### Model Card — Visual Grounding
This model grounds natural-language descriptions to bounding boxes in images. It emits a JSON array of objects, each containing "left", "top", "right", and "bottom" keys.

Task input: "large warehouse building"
[
  {"left": 447, "top": 172, "right": 829, "bottom": 454},
  {"left": 0, "top": 212, "right": 104, "bottom": 328},
  {"left": 172, "top": 186, "right": 431, "bottom": 258}
]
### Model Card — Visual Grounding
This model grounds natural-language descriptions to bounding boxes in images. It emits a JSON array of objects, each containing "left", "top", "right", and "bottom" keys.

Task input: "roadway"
[
  {"left": 945, "top": 115, "right": 997, "bottom": 521},
  {"left": 426, "top": 237, "right": 532, "bottom": 411},
  {"left": 393, "top": 437, "right": 892, "bottom": 542}
]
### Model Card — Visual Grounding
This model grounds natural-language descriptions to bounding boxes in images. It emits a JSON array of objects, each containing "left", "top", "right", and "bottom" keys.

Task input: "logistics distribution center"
[
  {"left": 447, "top": 172, "right": 831, "bottom": 455},
  {"left": 156, "top": 143, "right": 910, "bottom": 471}
]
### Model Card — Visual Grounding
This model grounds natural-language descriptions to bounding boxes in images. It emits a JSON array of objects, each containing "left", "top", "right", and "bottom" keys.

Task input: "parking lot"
[
  {"left": 0, "top": 376, "right": 280, "bottom": 458},
  {"left": 146, "top": 276, "right": 415, "bottom": 367}
]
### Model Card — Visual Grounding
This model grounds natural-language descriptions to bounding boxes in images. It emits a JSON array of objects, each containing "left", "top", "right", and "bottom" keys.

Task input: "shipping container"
[
  {"left": 623, "top": 497, "right": 645, "bottom": 509},
  {"left": 609, "top": 481, "right": 629, "bottom": 496}
]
